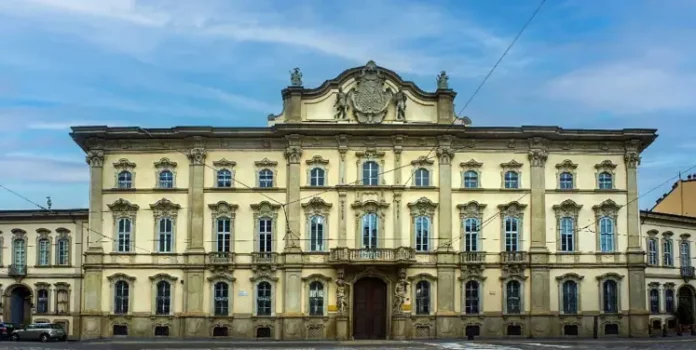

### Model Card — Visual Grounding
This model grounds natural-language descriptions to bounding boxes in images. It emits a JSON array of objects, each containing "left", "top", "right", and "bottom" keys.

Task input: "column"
[
  {"left": 81, "top": 150, "right": 104, "bottom": 339},
  {"left": 283, "top": 135, "right": 304, "bottom": 339},
  {"left": 183, "top": 147, "right": 207, "bottom": 337},
  {"left": 527, "top": 139, "right": 551, "bottom": 337},
  {"left": 625, "top": 140, "right": 649, "bottom": 337}
]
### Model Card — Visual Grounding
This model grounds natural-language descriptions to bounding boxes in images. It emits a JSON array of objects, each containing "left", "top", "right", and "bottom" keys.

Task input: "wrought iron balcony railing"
[
  {"left": 460, "top": 251, "right": 487, "bottom": 264},
  {"left": 8, "top": 264, "right": 27, "bottom": 277},
  {"left": 680, "top": 266, "right": 695, "bottom": 279},
  {"left": 329, "top": 247, "right": 416, "bottom": 264},
  {"left": 252, "top": 252, "right": 278, "bottom": 265},
  {"left": 501, "top": 251, "right": 528, "bottom": 263},
  {"left": 207, "top": 251, "right": 235, "bottom": 265}
]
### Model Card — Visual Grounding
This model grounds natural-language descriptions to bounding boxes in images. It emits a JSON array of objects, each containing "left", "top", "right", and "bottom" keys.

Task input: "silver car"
[{"left": 11, "top": 323, "right": 67, "bottom": 342}]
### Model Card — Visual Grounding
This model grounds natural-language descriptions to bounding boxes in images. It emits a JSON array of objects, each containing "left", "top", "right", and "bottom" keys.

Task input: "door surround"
[{"left": 348, "top": 267, "right": 392, "bottom": 340}]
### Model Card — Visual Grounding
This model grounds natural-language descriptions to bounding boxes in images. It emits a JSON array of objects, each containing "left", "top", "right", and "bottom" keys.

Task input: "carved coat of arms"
[{"left": 349, "top": 61, "right": 394, "bottom": 124}]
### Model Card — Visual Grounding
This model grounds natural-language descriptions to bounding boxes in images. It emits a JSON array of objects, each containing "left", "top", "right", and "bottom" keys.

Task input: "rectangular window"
[
  {"left": 38, "top": 240, "right": 50, "bottom": 266},
  {"left": 664, "top": 240, "right": 674, "bottom": 266},
  {"left": 259, "top": 218, "right": 273, "bottom": 252},
  {"left": 216, "top": 218, "right": 231, "bottom": 253}
]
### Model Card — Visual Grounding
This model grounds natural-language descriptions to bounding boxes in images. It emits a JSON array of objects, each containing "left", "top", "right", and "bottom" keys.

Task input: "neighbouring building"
[
  {"left": 652, "top": 174, "right": 696, "bottom": 217},
  {"left": 0, "top": 209, "right": 88, "bottom": 337},
  {"left": 2, "top": 61, "right": 664, "bottom": 340}
]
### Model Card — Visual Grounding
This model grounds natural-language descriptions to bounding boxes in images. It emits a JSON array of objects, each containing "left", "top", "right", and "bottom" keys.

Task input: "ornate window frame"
[
  {"left": 648, "top": 282, "right": 660, "bottom": 314},
  {"left": 251, "top": 201, "right": 281, "bottom": 253},
  {"left": 54, "top": 228, "right": 71, "bottom": 266},
  {"left": 500, "top": 160, "right": 523, "bottom": 189},
  {"left": 306, "top": 155, "right": 330, "bottom": 187},
  {"left": 597, "top": 272, "right": 623, "bottom": 314},
  {"left": 150, "top": 199, "right": 181, "bottom": 253},
  {"left": 113, "top": 158, "right": 136, "bottom": 188},
  {"left": 594, "top": 160, "right": 617, "bottom": 190},
  {"left": 646, "top": 230, "right": 659, "bottom": 266},
  {"left": 255, "top": 158, "right": 278, "bottom": 188},
  {"left": 54, "top": 282, "right": 71, "bottom": 314},
  {"left": 552, "top": 200, "right": 583, "bottom": 253},
  {"left": 556, "top": 273, "right": 584, "bottom": 315},
  {"left": 458, "top": 201, "right": 487, "bottom": 252},
  {"left": 11, "top": 228, "right": 28, "bottom": 268},
  {"left": 411, "top": 156, "right": 435, "bottom": 187},
  {"left": 498, "top": 201, "right": 527, "bottom": 252},
  {"left": 213, "top": 159, "right": 236, "bottom": 188},
  {"left": 34, "top": 282, "right": 52, "bottom": 314},
  {"left": 356, "top": 148, "right": 386, "bottom": 186},
  {"left": 555, "top": 159, "right": 578, "bottom": 190},
  {"left": 35, "top": 228, "right": 52, "bottom": 267},
  {"left": 351, "top": 199, "right": 390, "bottom": 248},
  {"left": 408, "top": 273, "right": 437, "bottom": 316},
  {"left": 107, "top": 273, "right": 136, "bottom": 315},
  {"left": 664, "top": 282, "right": 676, "bottom": 313},
  {"left": 592, "top": 200, "right": 621, "bottom": 253},
  {"left": 302, "top": 273, "right": 331, "bottom": 317},
  {"left": 460, "top": 274, "right": 486, "bottom": 315},
  {"left": 208, "top": 274, "right": 235, "bottom": 316},
  {"left": 108, "top": 199, "right": 139, "bottom": 253},
  {"left": 149, "top": 273, "right": 178, "bottom": 316},
  {"left": 301, "top": 198, "right": 332, "bottom": 252},
  {"left": 408, "top": 197, "right": 438, "bottom": 252},
  {"left": 250, "top": 274, "right": 279, "bottom": 317},
  {"left": 662, "top": 231, "right": 674, "bottom": 267},
  {"left": 501, "top": 277, "right": 526, "bottom": 315},
  {"left": 679, "top": 233, "right": 691, "bottom": 267},
  {"left": 209, "top": 201, "right": 239, "bottom": 253},
  {"left": 460, "top": 159, "right": 483, "bottom": 189},
  {"left": 154, "top": 157, "right": 177, "bottom": 189}
]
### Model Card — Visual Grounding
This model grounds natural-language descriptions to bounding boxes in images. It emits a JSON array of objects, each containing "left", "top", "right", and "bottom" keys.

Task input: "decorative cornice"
[
  {"left": 255, "top": 158, "right": 279, "bottom": 167},
  {"left": 555, "top": 273, "right": 584, "bottom": 281},
  {"left": 552, "top": 199, "right": 583, "bottom": 214},
  {"left": 108, "top": 198, "right": 139, "bottom": 212},
  {"left": 500, "top": 160, "right": 523, "bottom": 169},
  {"left": 592, "top": 199, "right": 622, "bottom": 215},
  {"left": 107, "top": 273, "right": 136, "bottom": 282},
  {"left": 408, "top": 273, "right": 438, "bottom": 282},
  {"left": 213, "top": 159, "right": 237, "bottom": 167},
  {"left": 113, "top": 158, "right": 136, "bottom": 169},
  {"left": 411, "top": 156, "right": 435, "bottom": 166},
  {"left": 460, "top": 159, "right": 483, "bottom": 168},
  {"left": 250, "top": 201, "right": 282, "bottom": 211},
  {"left": 208, "top": 201, "right": 239, "bottom": 216},
  {"left": 301, "top": 197, "right": 333, "bottom": 210},
  {"left": 154, "top": 157, "right": 177, "bottom": 168},
  {"left": 149, "top": 273, "right": 179, "bottom": 282},
  {"left": 555, "top": 159, "right": 578, "bottom": 170},
  {"left": 594, "top": 160, "right": 618, "bottom": 170},
  {"left": 596, "top": 272, "right": 624, "bottom": 281},
  {"left": 301, "top": 273, "right": 332, "bottom": 282},
  {"left": 306, "top": 155, "right": 330, "bottom": 165}
]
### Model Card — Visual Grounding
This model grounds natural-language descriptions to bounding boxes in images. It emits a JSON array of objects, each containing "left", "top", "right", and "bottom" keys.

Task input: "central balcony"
[
  {"left": 460, "top": 251, "right": 487, "bottom": 264},
  {"left": 329, "top": 247, "right": 416, "bottom": 265},
  {"left": 252, "top": 252, "right": 279, "bottom": 265},
  {"left": 501, "top": 251, "right": 528, "bottom": 264},
  {"left": 8, "top": 264, "right": 26, "bottom": 277},
  {"left": 681, "top": 266, "right": 695, "bottom": 280},
  {"left": 207, "top": 252, "right": 235, "bottom": 265}
]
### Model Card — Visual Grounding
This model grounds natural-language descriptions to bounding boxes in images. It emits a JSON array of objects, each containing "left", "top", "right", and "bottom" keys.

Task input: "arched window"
[
  {"left": 38, "top": 238, "right": 50, "bottom": 266},
  {"left": 213, "top": 282, "right": 229, "bottom": 316},
  {"left": 504, "top": 217, "right": 520, "bottom": 252},
  {"left": 603, "top": 280, "right": 618, "bottom": 313},
  {"left": 649, "top": 288, "right": 660, "bottom": 314},
  {"left": 117, "top": 218, "right": 132, "bottom": 253},
  {"left": 258, "top": 217, "right": 273, "bottom": 253},
  {"left": 415, "top": 281, "right": 430, "bottom": 315},
  {"left": 559, "top": 172, "right": 574, "bottom": 190},
  {"left": 680, "top": 241, "right": 691, "bottom": 267},
  {"left": 415, "top": 216, "right": 430, "bottom": 252},
  {"left": 310, "top": 168, "right": 325, "bottom": 186},
  {"left": 506, "top": 280, "right": 521, "bottom": 314},
  {"left": 217, "top": 169, "right": 232, "bottom": 188},
  {"left": 465, "top": 281, "right": 480, "bottom": 314},
  {"left": 155, "top": 281, "right": 171, "bottom": 315},
  {"left": 464, "top": 170, "right": 478, "bottom": 188},
  {"left": 560, "top": 217, "right": 575, "bottom": 252},
  {"left": 256, "top": 281, "right": 272, "bottom": 316},
  {"left": 258, "top": 169, "right": 274, "bottom": 188},
  {"left": 57, "top": 238, "right": 70, "bottom": 265},
  {"left": 117, "top": 171, "right": 132, "bottom": 189},
  {"left": 361, "top": 213, "right": 378, "bottom": 249},
  {"left": 12, "top": 239, "right": 26, "bottom": 272},
  {"left": 114, "top": 280, "right": 129, "bottom": 314},
  {"left": 464, "top": 218, "right": 479, "bottom": 252},
  {"left": 647, "top": 238, "right": 658, "bottom": 265},
  {"left": 665, "top": 289, "right": 675, "bottom": 313},
  {"left": 362, "top": 161, "right": 379, "bottom": 186},
  {"left": 599, "top": 217, "right": 615, "bottom": 252},
  {"left": 309, "top": 281, "right": 324, "bottom": 316},
  {"left": 414, "top": 168, "right": 430, "bottom": 187},
  {"left": 309, "top": 216, "right": 325, "bottom": 252},
  {"left": 36, "top": 289, "right": 49, "bottom": 314},
  {"left": 158, "top": 218, "right": 173, "bottom": 253},
  {"left": 562, "top": 280, "right": 578, "bottom": 314},
  {"left": 598, "top": 172, "right": 613, "bottom": 189},
  {"left": 159, "top": 170, "right": 174, "bottom": 188},
  {"left": 216, "top": 218, "right": 231, "bottom": 253},
  {"left": 504, "top": 171, "right": 519, "bottom": 189}
]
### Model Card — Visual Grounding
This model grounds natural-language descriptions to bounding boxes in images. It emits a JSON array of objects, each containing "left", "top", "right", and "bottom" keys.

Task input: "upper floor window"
[
  {"left": 415, "top": 216, "right": 430, "bottom": 252},
  {"left": 598, "top": 172, "right": 613, "bottom": 190},
  {"left": 117, "top": 171, "right": 132, "bottom": 189},
  {"left": 663, "top": 238, "right": 674, "bottom": 266},
  {"left": 463, "top": 170, "right": 479, "bottom": 189},
  {"left": 38, "top": 238, "right": 50, "bottom": 266},
  {"left": 155, "top": 281, "right": 171, "bottom": 315},
  {"left": 117, "top": 218, "right": 132, "bottom": 253},
  {"left": 256, "top": 281, "right": 272, "bottom": 316},
  {"left": 680, "top": 241, "right": 691, "bottom": 267},
  {"left": 649, "top": 288, "right": 660, "bottom": 314},
  {"left": 647, "top": 238, "right": 659, "bottom": 265},
  {"left": 13, "top": 238, "right": 26, "bottom": 270},
  {"left": 158, "top": 170, "right": 174, "bottom": 188},
  {"left": 308, "top": 281, "right": 324, "bottom": 316},
  {"left": 157, "top": 218, "right": 173, "bottom": 253},
  {"left": 504, "top": 217, "right": 520, "bottom": 252},
  {"left": 36, "top": 289, "right": 49, "bottom": 314},
  {"left": 258, "top": 169, "right": 274, "bottom": 188},
  {"left": 414, "top": 168, "right": 430, "bottom": 187},
  {"left": 56, "top": 238, "right": 70, "bottom": 265},
  {"left": 310, "top": 168, "right": 325, "bottom": 187},
  {"left": 562, "top": 280, "right": 578, "bottom": 314},
  {"left": 114, "top": 280, "right": 129, "bottom": 314},
  {"left": 258, "top": 218, "right": 273, "bottom": 252},
  {"left": 464, "top": 218, "right": 480, "bottom": 252},
  {"left": 214, "top": 282, "right": 229, "bottom": 316},
  {"left": 362, "top": 161, "right": 379, "bottom": 186},
  {"left": 464, "top": 280, "right": 480, "bottom": 314},
  {"left": 560, "top": 217, "right": 575, "bottom": 252},
  {"left": 505, "top": 280, "right": 521, "bottom": 314},
  {"left": 599, "top": 217, "right": 615, "bottom": 252},
  {"left": 603, "top": 280, "right": 618, "bottom": 313},
  {"left": 362, "top": 213, "right": 378, "bottom": 249},
  {"left": 415, "top": 281, "right": 431, "bottom": 315},
  {"left": 559, "top": 172, "right": 574, "bottom": 190},
  {"left": 309, "top": 216, "right": 325, "bottom": 252},
  {"left": 217, "top": 169, "right": 233, "bottom": 188},
  {"left": 216, "top": 218, "right": 231, "bottom": 253},
  {"left": 504, "top": 171, "right": 519, "bottom": 189}
]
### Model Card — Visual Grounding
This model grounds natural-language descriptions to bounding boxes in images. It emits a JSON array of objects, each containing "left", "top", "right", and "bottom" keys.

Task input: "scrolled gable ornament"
[{"left": 348, "top": 61, "right": 394, "bottom": 124}]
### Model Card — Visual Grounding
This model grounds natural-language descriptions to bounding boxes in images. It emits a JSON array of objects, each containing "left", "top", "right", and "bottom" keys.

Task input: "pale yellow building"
[
  {"left": 0, "top": 209, "right": 87, "bottom": 337},
  {"left": 57, "top": 61, "right": 661, "bottom": 340}
]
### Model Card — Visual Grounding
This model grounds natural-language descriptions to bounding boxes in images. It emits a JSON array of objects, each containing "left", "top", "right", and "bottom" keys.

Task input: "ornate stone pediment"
[
  {"left": 460, "top": 265, "right": 486, "bottom": 280},
  {"left": 250, "top": 265, "right": 278, "bottom": 282},
  {"left": 154, "top": 157, "right": 177, "bottom": 168},
  {"left": 150, "top": 198, "right": 181, "bottom": 219},
  {"left": 460, "top": 159, "right": 483, "bottom": 168},
  {"left": 209, "top": 201, "right": 239, "bottom": 217},
  {"left": 592, "top": 199, "right": 622, "bottom": 218},
  {"left": 255, "top": 158, "right": 278, "bottom": 167},
  {"left": 108, "top": 199, "right": 139, "bottom": 213},
  {"left": 149, "top": 273, "right": 178, "bottom": 282},
  {"left": 107, "top": 273, "right": 136, "bottom": 282},
  {"left": 411, "top": 156, "right": 435, "bottom": 166},
  {"left": 213, "top": 159, "right": 237, "bottom": 167},
  {"left": 306, "top": 155, "right": 329, "bottom": 165},
  {"left": 500, "top": 264, "right": 527, "bottom": 280},
  {"left": 301, "top": 197, "right": 333, "bottom": 214},
  {"left": 113, "top": 158, "right": 136, "bottom": 170},
  {"left": 407, "top": 197, "right": 438, "bottom": 217},
  {"left": 348, "top": 61, "right": 395, "bottom": 124},
  {"left": 457, "top": 201, "right": 487, "bottom": 219}
]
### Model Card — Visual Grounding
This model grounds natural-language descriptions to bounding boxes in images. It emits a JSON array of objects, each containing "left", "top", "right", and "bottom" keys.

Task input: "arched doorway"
[
  {"left": 352, "top": 277, "right": 387, "bottom": 339},
  {"left": 3, "top": 284, "right": 32, "bottom": 326},
  {"left": 677, "top": 285, "right": 695, "bottom": 319}
]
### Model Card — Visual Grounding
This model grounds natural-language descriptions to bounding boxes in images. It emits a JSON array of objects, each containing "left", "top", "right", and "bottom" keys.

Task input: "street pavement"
[{"left": 1, "top": 338, "right": 696, "bottom": 350}]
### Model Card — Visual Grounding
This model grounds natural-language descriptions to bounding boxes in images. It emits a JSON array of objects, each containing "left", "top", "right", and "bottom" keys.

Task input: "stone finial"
[
  {"left": 290, "top": 67, "right": 303, "bottom": 86},
  {"left": 437, "top": 71, "right": 449, "bottom": 89}
]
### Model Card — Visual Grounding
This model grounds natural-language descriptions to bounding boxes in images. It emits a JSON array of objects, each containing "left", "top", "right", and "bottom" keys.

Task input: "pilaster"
[
  {"left": 436, "top": 136, "right": 454, "bottom": 247},
  {"left": 183, "top": 146, "right": 207, "bottom": 328},
  {"left": 186, "top": 147, "right": 207, "bottom": 252},
  {"left": 338, "top": 192, "right": 347, "bottom": 246},
  {"left": 393, "top": 135, "right": 404, "bottom": 185},
  {"left": 284, "top": 135, "right": 303, "bottom": 251},
  {"left": 85, "top": 150, "right": 105, "bottom": 252},
  {"left": 337, "top": 135, "right": 348, "bottom": 185},
  {"left": 528, "top": 138, "right": 551, "bottom": 322},
  {"left": 393, "top": 191, "right": 402, "bottom": 247},
  {"left": 81, "top": 150, "right": 104, "bottom": 340}
]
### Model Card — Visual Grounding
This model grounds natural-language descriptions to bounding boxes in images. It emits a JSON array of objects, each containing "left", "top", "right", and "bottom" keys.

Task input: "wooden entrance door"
[{"left": 352, "top": 277, "right": 387, "bottom": 339}]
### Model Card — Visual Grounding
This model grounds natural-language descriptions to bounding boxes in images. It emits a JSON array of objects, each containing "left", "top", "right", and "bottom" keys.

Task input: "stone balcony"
[
  {"left": 252, "top": 252, "right": 279, "bottom": 265},
  {"left": 207, "top": 251, "right": 235, "bottom": 265},
  {"left": 680, "top": 266, "right": 695, "bottom": 279},
  {"left": 329, "top": 247, "right": 416, "bottom": 265},
  {"left": 460, "top": 251, "right": 487, "bottom": 264},
  {"left": 501, "top": 251, "right": 528, "bottom": 264},
  {"left": 8, "top": 264, "right": 26, "bottom": 277}
]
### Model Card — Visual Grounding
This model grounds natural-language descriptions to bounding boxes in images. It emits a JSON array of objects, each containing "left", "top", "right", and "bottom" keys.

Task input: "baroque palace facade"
[{"left": 6, "top": 60, "right": 690, "bottom": 340}]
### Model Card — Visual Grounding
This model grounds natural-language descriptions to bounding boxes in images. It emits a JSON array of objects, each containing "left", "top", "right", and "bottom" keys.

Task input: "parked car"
[
  {"left": 0, "top": 323, "right": 17, "bottom": 340},
  {"left": 11, "top": 323, "right": 66, "bottom": 342}
]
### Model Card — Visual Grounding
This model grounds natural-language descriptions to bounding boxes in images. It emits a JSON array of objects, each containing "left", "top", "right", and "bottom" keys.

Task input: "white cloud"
[{"left": 0, "top": 157, "right": 88, "bottom": 183}]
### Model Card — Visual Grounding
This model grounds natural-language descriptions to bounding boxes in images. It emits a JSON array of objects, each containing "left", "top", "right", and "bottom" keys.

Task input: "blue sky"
[{"left": 0, "top": 0, "right": 695, "bottom": 210}]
